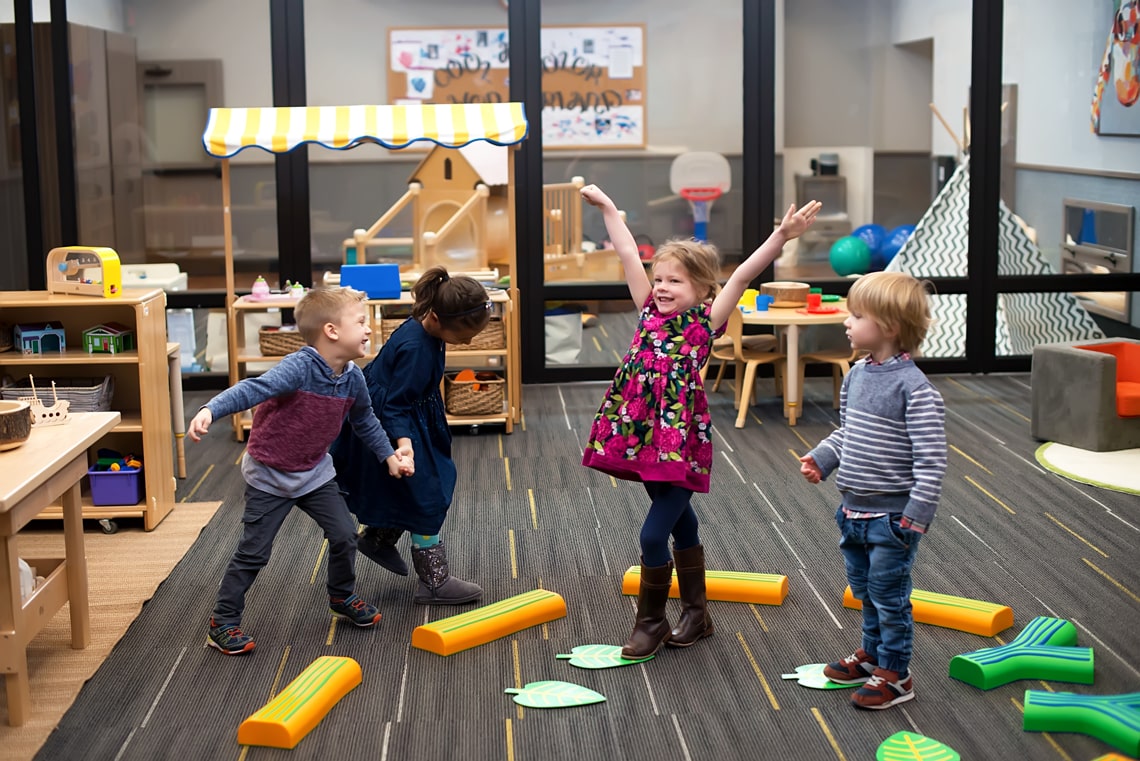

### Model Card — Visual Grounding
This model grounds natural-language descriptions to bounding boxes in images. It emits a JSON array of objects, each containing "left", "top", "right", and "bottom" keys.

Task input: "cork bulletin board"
[{"left": 387, "top": 25, "right": 647, "bottom": 148}]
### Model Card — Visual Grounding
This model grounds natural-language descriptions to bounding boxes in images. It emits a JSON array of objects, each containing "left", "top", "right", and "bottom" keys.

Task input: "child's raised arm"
[
  {"left": 581, "top": 184, "right": 652, "bottom": 309},
  {"left": 709, "top": 200, "right": 822, "bottom": 329}
]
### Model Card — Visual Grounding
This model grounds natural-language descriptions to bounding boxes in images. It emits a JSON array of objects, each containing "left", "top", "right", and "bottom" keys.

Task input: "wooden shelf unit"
[
  {"left": 226, "top": 289, "right": 518, "bottom": 440},
  {"left": 0, "top": 289, "right": 176, "bottom": 530}
]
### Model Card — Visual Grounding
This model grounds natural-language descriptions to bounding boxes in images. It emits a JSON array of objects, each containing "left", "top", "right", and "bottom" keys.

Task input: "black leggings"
[{"left": 639, "top": 482, "right": 699, "bottom": 567}]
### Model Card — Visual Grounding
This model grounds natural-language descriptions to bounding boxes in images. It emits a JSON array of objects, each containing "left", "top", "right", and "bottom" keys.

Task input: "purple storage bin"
[{"left": 88, "top": 466, "right": 144, "bottom": 506}]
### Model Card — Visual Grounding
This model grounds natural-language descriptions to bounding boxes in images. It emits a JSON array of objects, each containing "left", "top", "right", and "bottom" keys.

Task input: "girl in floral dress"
[{"left": 580, "top": 184, "right": 821, "bottom": 658}]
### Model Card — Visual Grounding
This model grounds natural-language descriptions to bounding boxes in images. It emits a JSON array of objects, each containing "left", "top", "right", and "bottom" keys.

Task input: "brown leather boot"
[
  {"left": 668, "top": 544, "right": 714, "bottom": 647},
  {"left": 621, "top": 560, "right": 674, "bottom": 658}
]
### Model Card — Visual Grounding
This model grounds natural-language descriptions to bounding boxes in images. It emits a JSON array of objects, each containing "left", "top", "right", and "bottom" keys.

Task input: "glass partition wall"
[
  {"left": 999, "top": 0, "right": 1140, "bottom": 352},
  {"left": 7, "top": 0, "right": 1139, "bottom": 385}
]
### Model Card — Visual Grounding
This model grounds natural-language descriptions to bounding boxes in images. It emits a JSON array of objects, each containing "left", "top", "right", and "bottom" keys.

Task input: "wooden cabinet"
[
  {"left": 226, "top": 288, "right": 519, "bottom": 440},
  {"left": 0, "top": 289, "right": 175, "bottom": 530}
]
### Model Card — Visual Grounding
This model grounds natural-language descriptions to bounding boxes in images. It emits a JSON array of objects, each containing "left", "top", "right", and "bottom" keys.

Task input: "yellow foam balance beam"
[
  {"left": 238, "top": 656, "right": 362, "bottom": 749},
  {"left": 843, "top": 586, "right": 1013, "bottom": 637},
  {"left": 622, "top": 567, "right": 789, "bottom": 605},
  {"left": 412, "top": 589, "right": 567, "bottom": 656}
]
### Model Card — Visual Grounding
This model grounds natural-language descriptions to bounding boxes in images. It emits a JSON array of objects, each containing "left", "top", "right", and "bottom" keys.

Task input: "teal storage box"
[{"left": 340, "top": 264, "right": 401, "bottom": 298}]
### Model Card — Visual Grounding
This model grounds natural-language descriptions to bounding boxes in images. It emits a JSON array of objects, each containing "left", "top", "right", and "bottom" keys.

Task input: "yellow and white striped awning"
[{"left": 202, "top": 103, "right": 528, "bottom": 158}]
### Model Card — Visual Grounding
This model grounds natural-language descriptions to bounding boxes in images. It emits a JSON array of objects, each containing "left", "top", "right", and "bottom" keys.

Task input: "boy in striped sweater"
[{"left": 800, "top": 271, "right": 947, "bottom": 710}]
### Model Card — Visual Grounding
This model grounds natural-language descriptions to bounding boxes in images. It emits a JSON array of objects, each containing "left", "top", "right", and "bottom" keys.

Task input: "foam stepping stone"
[
  {"left": 843, "top": 585, "right": 1013, "bottom": 636},
  {"left": 1023, "top": 690, "right": 1140, "bottom": 758},
  {"left": 780, "top": 663, "right": 850, "bottom": 690},
  {"left": 237, "top": 656, "right": 362, "bottom": 749},
  {"left": 1092, "top": 754, "right": 1137, "bottom": 761},
  {"left": 504, "top": 681, "right": 605, "bottom": 708},
  {"left": 411, "top": 589, "right": 567, "bottom": 656},
  {"left": 949, "top": 616, "right": 1093, "bottom": 690},
  {"left": 876, "top": 731, "right": 960, "bottom": 760},
  {"left": 623, "top": 567, "right": 789, "bottom": 605},
  {"left": 556, "top": 644, "right": 653, "bottom": 669}
]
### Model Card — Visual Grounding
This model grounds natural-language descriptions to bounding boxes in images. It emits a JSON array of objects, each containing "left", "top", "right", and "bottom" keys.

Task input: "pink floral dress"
[{"left": 582, "top": 297, "right": 723, "bottom": 492}]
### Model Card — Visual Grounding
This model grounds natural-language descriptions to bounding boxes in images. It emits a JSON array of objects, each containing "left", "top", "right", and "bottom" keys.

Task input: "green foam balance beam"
[
  {"left": 1023, "top": 690, "right": 1140, "bottom": 758},
  {"left": 949, "top": 616, "right": 1093, "bottom": 690}
]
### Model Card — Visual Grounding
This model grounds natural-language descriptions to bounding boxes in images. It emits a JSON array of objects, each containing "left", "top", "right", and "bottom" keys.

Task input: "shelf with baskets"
[
  {"left": 0, "top": 289, "right": 176, "bottom": 530},
  {"left": 224, "top": 289, "right": 519, "bottom": 439}
]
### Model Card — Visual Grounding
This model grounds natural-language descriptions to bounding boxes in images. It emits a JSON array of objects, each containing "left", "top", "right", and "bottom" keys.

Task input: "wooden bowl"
[
  {"left": 0, "top": 400, "right": 33, "bottom": 451},
  {"left": 761, "top": 281, "right": 810, "bottom": 308}
]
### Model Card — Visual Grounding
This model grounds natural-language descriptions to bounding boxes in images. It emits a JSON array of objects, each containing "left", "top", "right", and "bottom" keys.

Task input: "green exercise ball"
[{"left": 829, "top": 235, "right": 872, "bottom": 277}]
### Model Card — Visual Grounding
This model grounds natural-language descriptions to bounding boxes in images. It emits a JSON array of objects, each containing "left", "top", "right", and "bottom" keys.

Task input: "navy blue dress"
[{"left": 332, "top": 318, "right": 455, "bottom": 535}]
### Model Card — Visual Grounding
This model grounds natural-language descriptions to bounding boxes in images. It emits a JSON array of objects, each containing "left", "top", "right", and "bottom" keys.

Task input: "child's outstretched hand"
[
  {"left": 387, "top": 452, "right": 413, "bottom": 479},
  {"left": 778, "top": 200, "right": 823, "bottom": 240},
  {"left": 580, "top": 184, "right": 616, "bottom": 211},
  {"left": 188, "top": 407, "right": 213, "bottom": 442},
  {"left": 799, "top": 454, "right": 822, "bottom": 484}
]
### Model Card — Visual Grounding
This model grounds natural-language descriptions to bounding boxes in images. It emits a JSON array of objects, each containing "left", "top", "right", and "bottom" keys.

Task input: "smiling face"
[
  {"left": 335, "top": 302, "right": 372, "bottom": 360},
  {"left": 651, "top": 259, "right": 700, "bottom": 316}
]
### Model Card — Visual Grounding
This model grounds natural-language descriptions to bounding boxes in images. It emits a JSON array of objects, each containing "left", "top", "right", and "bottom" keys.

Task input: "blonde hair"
[
  {"left": 846, "top": 271, "right": 932, "bottom": 354},
  {"left": 411, "top": 266, "right": 492, "bottom": 334},
  {"left": 652, "top": 239, "right": 721, "bottom": 302},
  {"left": 293, "top": 286, "right": 368, "bottom": 345}
]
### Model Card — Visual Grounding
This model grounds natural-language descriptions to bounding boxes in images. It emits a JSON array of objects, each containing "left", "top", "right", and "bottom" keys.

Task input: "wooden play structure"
[{"left": 201, "top": 103, "right": 529, "bottom": 438}]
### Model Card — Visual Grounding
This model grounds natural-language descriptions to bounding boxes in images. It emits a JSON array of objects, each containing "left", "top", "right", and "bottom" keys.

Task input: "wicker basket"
[
  {"left": 0, "top": 322, "right": 10, "bottom": 353},
  {"left": 447, "top": 318, "right": 506, "bottom": 351},
  {"left": 444, "top": 371, "right": 505, "bottom": 416},
  {"left": 258, "top": 326, "right": 306, "bottom": 356}
]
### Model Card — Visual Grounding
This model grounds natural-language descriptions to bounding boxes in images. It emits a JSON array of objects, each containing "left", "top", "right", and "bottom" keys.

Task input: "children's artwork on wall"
[
  {"left": 388, "top": 25, "right": 646, "bottom": 148},
  {"left": 1091, "top": 0, "right": 1140, "bottom": 136}
]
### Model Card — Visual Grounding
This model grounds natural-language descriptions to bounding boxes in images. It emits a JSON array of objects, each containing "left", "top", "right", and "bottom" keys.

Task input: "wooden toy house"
[
  {"left": 82, "top": 322, "right": 137, "bottom": 354},
  {"left": 14, "top": 323, "right": 66, "bottom": 355}
]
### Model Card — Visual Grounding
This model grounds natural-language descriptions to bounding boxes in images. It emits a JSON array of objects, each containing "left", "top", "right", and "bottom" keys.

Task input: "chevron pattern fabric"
[{"left": 888, "top": 161, "right": 1103, "bottom": 358}]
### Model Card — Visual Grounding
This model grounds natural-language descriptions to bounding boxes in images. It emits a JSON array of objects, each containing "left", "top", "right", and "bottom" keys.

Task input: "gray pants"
[{"left": 212, "top": 479, "right": 356, "bottom": 627}]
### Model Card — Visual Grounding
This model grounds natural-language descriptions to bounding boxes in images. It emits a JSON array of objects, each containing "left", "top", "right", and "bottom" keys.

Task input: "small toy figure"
[
  {"left": 250, "top": 276, "right": 271, "bottom": 300},
  {"left": 290, "top": 281, "right": 305, "bottom": 298}
]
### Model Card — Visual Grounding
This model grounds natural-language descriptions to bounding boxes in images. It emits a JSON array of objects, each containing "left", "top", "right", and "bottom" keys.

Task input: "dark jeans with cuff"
[{"left": 835, "top": 507, "right": 922, "bottom": 674}]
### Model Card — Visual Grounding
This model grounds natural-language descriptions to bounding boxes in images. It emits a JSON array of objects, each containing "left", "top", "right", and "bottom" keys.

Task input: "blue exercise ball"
[
  {"left": 829, "top": 236, "right": 872, "bottom": 277},
  {"left": 852, "top": 223, "right": 887, "bottom": 254},
  {"left": 881, "top": 225, "right": 916, "bottom": 263}
]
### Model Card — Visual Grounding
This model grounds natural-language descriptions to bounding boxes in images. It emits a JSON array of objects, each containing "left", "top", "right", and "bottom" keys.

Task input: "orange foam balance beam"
[
  {"left": 412, "top": 589, "right": 567, "bottom": 656},
  {"left": 237, "top": 656, "right": 362, "bottom": 749},
  {"left": 843, "top": 586, "right": 1013, "bottom": 637},
  {"left": 623, "top": 567, "right": 789, "bottom": 605}
]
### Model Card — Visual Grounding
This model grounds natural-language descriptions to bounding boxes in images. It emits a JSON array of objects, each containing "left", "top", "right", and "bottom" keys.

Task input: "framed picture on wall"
[{"left": 1091, "top": 0, "right": 1140, "bottom": 136}]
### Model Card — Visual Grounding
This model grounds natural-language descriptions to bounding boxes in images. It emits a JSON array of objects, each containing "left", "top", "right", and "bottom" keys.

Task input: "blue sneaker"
[
  {"left": 207, "top": 618, "right": 256, "bottom": 655},
  {"left": 329, "top": 594, "right": 382, "bottom": 627}
]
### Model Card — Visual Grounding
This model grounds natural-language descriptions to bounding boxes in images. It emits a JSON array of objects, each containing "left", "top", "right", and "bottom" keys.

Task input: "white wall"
[
  {"left": 891, "top": 0, "right": 1140, "bottom": 173},
  {"left": 0, "top": 0, "right": 125, "bottom": 31}
]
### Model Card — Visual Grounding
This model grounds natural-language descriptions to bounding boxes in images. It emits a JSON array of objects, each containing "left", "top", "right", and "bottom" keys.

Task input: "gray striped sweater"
[{"left": 806, "top": 358, "right": 947, "bottom": 530}]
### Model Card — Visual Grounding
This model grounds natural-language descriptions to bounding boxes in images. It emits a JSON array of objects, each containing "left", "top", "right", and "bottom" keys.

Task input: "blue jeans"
[
  {"left": 835, "top": 507, "right": 922, "bottom": 674},
  {"left": 213, "top": 480, "right": 357, "bottom": 627}
]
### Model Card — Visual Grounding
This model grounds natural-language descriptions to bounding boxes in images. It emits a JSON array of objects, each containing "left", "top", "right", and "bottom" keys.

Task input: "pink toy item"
[{"left": 249, "top": 276, "right": 271, "bottom": 300}]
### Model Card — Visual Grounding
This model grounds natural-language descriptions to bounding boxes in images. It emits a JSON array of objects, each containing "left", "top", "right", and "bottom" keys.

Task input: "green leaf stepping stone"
[
  {"left": 876, "top": 731, "right": 960, "bottom": 760},
  {"left": 555, "top": 645, "right": 653, "bottom": 669},
  {"left": 504, "top": 681, "right": 606, "bottom": 708},
  {"left": 780, "top": 663, "right": 851, "bottom": 690}
]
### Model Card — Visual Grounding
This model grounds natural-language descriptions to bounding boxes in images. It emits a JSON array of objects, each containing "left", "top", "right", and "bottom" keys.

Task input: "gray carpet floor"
[{"left": 34, "top": 371, "right": 1140, "bottom": 761}]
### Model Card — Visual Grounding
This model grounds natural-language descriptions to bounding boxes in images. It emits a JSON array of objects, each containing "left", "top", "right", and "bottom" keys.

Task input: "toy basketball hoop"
[{"left": 670, "top": 153, "right": 731, "bottom": 242}]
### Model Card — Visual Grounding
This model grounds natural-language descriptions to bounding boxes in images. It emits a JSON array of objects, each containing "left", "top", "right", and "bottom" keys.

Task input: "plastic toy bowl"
[
  {"left": 0, "top": 400, "right": 33, "bottom": 451},
  {"left": 760, "top": 281, "right": 810, "bottom": 308}
]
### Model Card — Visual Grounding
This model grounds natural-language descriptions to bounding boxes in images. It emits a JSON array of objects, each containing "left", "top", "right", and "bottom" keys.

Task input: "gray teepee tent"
[{"left": 887, "top": 159, "right": 1103, "bottom": 357}]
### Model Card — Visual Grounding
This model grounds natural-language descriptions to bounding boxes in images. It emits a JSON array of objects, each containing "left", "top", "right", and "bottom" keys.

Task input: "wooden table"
[
  {"left": 741, "top": 303, "right": 849, "bottom": 425},
  {"left": 0, "top": 411, "right": 120, "bottom": 725}
]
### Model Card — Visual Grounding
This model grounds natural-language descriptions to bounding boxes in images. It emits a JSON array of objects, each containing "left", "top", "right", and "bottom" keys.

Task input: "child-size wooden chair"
[
  {"left": 708, "top": 309, "right": 786, "bottom": 428},
  {"left": 795, "top": 348, "right": 863, "bottom": 410}
]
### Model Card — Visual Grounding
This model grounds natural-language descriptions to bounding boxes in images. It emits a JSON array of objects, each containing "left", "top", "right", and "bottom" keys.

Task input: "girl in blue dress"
[
  {"left": 580, "top": 184, "right": 821, "bottom": 657},
  {"left": 333, "top": 267, "right": 491, "bottom": 604}
]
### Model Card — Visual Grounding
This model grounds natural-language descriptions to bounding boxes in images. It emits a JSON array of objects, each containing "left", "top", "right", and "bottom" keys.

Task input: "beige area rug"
[
  {"left": 0, "top": 501, "right": 222, "bottom": 761},
  {"left": 1036, "top": 442, "right": 1140, "bottom": 495}
]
